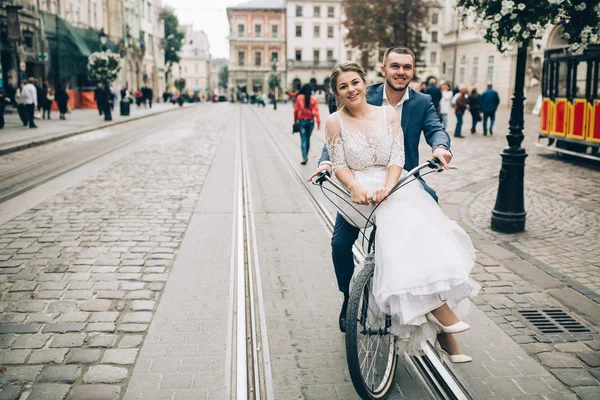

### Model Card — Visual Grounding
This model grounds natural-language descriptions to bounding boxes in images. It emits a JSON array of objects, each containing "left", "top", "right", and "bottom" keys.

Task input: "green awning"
[{"left": 42, "top": 12, "right": 118, "bottom": 83}]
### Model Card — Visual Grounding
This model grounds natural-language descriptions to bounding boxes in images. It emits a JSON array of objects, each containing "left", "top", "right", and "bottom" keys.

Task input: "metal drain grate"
[{"left": 518, "top": 309, "right": 592, "bottom": 334}]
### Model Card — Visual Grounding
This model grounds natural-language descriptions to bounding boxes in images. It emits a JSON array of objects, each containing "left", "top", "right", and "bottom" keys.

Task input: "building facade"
[
  {"left": 227, "top": 0, "right": 286, "bottom": 96},
  {"left": 285, "top": 0, "right": 343, "bottom": 92},
  {"left": 140, "top": 0, "right": 165, "bottom": 98},
  {"left": 173, "top": 26, "right": 211, "bottom": 95}
]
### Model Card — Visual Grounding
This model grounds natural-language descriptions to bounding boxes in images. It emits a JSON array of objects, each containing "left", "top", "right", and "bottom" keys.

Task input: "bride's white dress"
[{"left": 326, "top": 106, "right": 480, "bottom": 354}]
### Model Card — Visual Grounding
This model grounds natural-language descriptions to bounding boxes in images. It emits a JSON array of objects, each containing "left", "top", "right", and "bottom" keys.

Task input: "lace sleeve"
[
  {"left": 388, "top": 109, "right": 405, "bottom": 169},
  {"left": 325, "top": 114, "right": 348, "bottom": 171}
]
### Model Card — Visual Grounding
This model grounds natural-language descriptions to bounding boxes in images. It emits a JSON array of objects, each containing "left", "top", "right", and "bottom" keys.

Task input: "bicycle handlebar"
[{"left": 311, "top": 159, "right": 456, "bottom": 198}]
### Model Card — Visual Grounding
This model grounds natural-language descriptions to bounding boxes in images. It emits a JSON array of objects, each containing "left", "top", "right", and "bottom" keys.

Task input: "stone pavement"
[
  {"left": 422, "top": 108, "right": 600, "bottom": 399},
  {"left": 0, "top": 105, "right": 223, "bottom": 399},
  {"left": 258, "top": 101, "right": 600, "bottom": 399},
  {"left": 0, "top": 101, "right": 185, "bottom": 154}
]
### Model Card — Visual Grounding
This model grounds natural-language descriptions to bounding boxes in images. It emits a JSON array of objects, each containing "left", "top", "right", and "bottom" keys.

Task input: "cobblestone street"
[
  {"left": 0, "top": 100, "right": 598, "bottom": 400},
  {"left": 0, "top": 105, "right": 223, "bottom": 398}
]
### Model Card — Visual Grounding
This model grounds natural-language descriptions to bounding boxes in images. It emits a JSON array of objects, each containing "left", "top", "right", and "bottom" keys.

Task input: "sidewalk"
[{"left": 0, "top": 102, "right": 189, "bottom": 155}]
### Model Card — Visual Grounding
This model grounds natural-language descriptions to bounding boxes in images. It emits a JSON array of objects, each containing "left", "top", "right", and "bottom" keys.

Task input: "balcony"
[
  {"left": 288, "top": 60, "right": 337, "bottom": 70},
  {"left": 229, "top": 33, "right": 283, "bottom": 42}
]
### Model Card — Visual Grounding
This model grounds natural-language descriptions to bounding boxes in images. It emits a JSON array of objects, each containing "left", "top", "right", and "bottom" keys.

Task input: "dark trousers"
[
  {"left": 454, "top": 113, "right": 464, "bottom": 137},
  {"left": 147, "top": 98, "right": 152, "bottom": 108},
  {"left": 298, "top": 119, "right": 314, "bottom": 161},
  {"left": 26, "top": 104, "right": 36, "bottom": 127},
  {"left": 103, "top": 101, "right": 112, "bottom": 121},
  {"left": 97, "top": 102, "right": 103, "bottom": 115},
  {"left": 470, "top": 109, "right": 480, "bottom": 131},
  {"left": 17, "top": 104, "right": 27, "bottom": 125},
  {"left": 0, "top": 110, "right": 4, "bottom": 129},
  {"left": 43, "top": 106, "right": 51, "bottom": 119},
  {"left": 483, "top": 111, "right": 496, "bottom": 135}
]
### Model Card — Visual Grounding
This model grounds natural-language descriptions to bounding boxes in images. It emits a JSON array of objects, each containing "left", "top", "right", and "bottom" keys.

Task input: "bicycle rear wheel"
[{"left": 345, "top": 258, "right": 398, "bottom": 399}]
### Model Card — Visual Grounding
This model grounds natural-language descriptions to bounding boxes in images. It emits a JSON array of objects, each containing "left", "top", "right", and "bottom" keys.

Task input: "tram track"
[
  {"left": 246, "top": 105, "right": 476, "bottom": 400},
  {"left": 228, "top": 106, "right": 274, "bottom": 400}
]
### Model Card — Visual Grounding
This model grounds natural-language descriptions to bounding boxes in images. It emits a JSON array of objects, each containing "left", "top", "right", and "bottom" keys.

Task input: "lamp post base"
[
  {"left": 491, "top": 149, "right": 527, "bottom": 233},
  {"left": 491, "top": 210, "right": 526, "bottom": 233}
]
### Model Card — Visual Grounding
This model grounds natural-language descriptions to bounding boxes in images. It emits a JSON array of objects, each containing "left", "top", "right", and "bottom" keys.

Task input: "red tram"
[{"left": 538, "top": 46, "right": 600, "bottom": 159}]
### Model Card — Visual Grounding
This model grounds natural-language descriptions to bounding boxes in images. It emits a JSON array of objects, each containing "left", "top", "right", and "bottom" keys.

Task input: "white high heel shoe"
[
  {"left": 426, "top": 312, "right": 470, "bottom": 334},
  {"left": 435, "top": 340, "right": 472, "bottom": 364}
]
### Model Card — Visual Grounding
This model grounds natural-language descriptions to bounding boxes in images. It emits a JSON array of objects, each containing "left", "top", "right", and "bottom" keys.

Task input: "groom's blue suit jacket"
[{"left": 319, "top": 83, "right": 451, "bottom": 202}]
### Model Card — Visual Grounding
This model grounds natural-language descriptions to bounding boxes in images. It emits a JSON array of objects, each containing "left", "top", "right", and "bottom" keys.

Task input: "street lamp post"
[
  {"left": 490, "top": 45, "right": 528, "bottom": 233},
  {"left": 99, "top": 29, "right": 108, "bottom": 52}
]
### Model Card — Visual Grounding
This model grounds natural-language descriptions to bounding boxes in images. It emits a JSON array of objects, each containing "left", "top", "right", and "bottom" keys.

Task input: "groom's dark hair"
[{"left": 382, "top": 46, "right": 415, "bottom": 67}]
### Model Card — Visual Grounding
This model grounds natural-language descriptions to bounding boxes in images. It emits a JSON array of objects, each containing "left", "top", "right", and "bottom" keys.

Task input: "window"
[
  {"left": 147, "top": 1, "right": 151, "bottom": 21},
  {"left": 148, "top": 34, "right": 154, "bottom": 55},
  {"left": 295, "top": 49, "right": 302, "bottom": 61},
  {"left": 432, "top": 13, "right": 438, "bottom": 25},
  {"left": 327, "top": 26, "right": 334, "bottom": 38},
  {"left": 487, "top": 55, "right": 495, "bottom": 82},
  {"left": 442, "top": 62, "right": 446, "bottom": 74},
  {"left": 296, "top": 25, "right": 302, "bottom": 37},
  {"left": 314, "top": 25, "right": 320, "bottom": 38},
  {"left": 574, "top": 61, "right": 587, "bottom": 97},
  {"left": 255, "top": 51, "right": 262, "bottom": 66},
  {"left": 271, "top": 52, "right": 278, "bottom": 62},
  {"left": 238, "top": 24, "right": 245, "bottom": 37},
  {"left": 195, "top": 63, "right": 198, "bottom": 74},
  {"left": 313, "top": 49, "right": 320, "bottom": 64},
  {"left": 23, "top": 31, "right": 34, "bottom": 49},
  {"left": 314, "top": 6, "right": 320, "bottom": 17},
  {"left": 472, "top": 56, "right": 479, "bottom": 83},
  {"left": 346, "top": 50, "right": 352, "bottom": 60},
  {"left": 272, "top": 24, "right": 278, "bottom": 38},
  {"left": 431, "top": 31, "right": 438, "bottom": 43},
  {"left": 327, "top": 49, "right": 334, "bottom": 61},
  {"left": 460, "top": 67, "right": 465, "bottom": 84},
  {"left": 430, "top": 51, "right": 437, "bottom": 65},
  {"left": 328, "top": 6, "right": 334, "bottom": 17},
  {"left": 461, "top": 55, "right": 467, "bottom": 65},
  {"left": 238, "top": 51, "right": 245, "bottom": 66},
  {"left": 448, "top": 66, "right": 453, "bottom": 81},
  {"left": 296, "top": 5, "right": 302, "bottom": 17},
  {"left": 254, "top": 24, "right": 261, "bottom": 38}
]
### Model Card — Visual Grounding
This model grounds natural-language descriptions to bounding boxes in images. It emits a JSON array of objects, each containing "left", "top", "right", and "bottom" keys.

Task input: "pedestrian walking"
[
  {"left": 102, "top": 83, "right": 113, "bottom": 121},
  {"left": 94, "top": 83, "right": 104, "bottom": 116},
  {"left": 256, "top": 92, "right": 266, "bottom": 107},
  {"left": 453, "top": 86, "right": 468, "bottom": 138},
  {"left": 55, "top": 83, "right": 69, "bottom": 120},
  {"left": 468, "top": 87, "right": 481, "bottom": 134},
  {"left": 42, "top": 83, "right": 54, "bottom": 120},
  {"left": 481, "top": 82, "right": 500, "bottom": 136},
  {"left": 22, "top": 77, "right": 38, "bottom": 128},
  {"left": 145, "top": 86, "right": 153, "bottom": 108},
  {"left": 135, "top": 90, "right": 142, "bottom": 107},
  {"left": 293, "top": 83, "right": 321, "bottom": 165},
  {"left": 425, "top": 78, "right": 442, "bottom": 118},
  {"left": 0, "top": 88, "right": 7, "bottom": 129},
  {"left": 439, "top": 82, "right": 453, "bottom": 128},
  {"left": 15, "top": 82, "right": 28, "bottom": 126}
]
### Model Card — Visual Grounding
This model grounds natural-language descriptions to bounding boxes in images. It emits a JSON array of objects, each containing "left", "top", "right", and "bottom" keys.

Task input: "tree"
[
  {"left": 218, "top": 65, "right": 228, "bottom": 89},
  {"left": 455, "top": 0, "right": 599, "bottom": 233},
  {"left": 160, "top": 6, "right": 185, "bottom": 85},
  {"left": 342, "top": 0, "right": 436, "bottom": 66}
]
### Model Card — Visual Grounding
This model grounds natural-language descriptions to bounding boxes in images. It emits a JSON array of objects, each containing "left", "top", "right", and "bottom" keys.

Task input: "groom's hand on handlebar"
[
  {"left": 307, "top": 163, "right": 332, "bottom": 182},
  {"left": 432, "top": 147, "right": 453, "bottom": 170}
]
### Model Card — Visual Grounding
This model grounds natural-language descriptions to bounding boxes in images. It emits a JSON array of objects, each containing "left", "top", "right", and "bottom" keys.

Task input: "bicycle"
[{"left": 311, "top": 159, "right": 455, "bottom": 400}]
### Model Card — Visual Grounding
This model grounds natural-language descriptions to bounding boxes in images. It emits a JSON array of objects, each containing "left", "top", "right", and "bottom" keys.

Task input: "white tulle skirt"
[{"left": 352, "top": 168, "right": 480, "bottom": 355}]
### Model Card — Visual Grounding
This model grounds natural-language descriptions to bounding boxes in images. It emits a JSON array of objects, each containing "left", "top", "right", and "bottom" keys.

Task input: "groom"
[{"left": 309, "top": 46, "right": 458, "bottom": 348}]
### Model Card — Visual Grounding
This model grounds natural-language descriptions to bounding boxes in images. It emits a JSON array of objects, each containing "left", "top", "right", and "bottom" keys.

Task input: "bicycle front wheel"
[{"left": 345, "top": 259, "right": 398, "bottom": 399}]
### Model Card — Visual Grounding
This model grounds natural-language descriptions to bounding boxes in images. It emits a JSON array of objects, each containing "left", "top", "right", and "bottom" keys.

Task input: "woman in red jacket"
[{"left": 294, "top": 84, "right": 321, "bottom": 165}]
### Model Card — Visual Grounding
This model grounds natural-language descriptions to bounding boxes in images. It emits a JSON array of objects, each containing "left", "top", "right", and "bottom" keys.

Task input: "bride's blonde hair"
[{"left": 330, "top": 62, "right": 367, "bottom": 96}]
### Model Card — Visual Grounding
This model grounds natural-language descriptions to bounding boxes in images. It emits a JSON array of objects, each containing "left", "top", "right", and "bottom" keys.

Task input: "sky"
[{"left": 164, "top": 0, "right": 243, "bottom": 60}]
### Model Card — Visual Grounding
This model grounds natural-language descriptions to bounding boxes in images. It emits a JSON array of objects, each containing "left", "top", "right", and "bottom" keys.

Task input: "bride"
[{"left": 325, "top": 62, "right": 480, "bottom": 357}]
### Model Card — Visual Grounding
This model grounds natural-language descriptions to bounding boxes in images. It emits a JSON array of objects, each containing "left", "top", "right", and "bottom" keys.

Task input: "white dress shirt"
[
  {"left": 22, "top": 83, "right": 37, "bottom": 106},
  {"left": 382, "top": 84, "right": 409, "bottom": 126}
]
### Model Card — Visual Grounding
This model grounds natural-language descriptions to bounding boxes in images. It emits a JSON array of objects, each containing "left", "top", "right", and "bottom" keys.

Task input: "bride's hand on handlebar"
[
  {"left": 371, "top": 187, "right": 391, "bottom": 205},
  {"left": 307, "top": 164, "right": 332, "bottom": 182},
  {"left": 349, "top": 183, "right": 370, "bottom": 205}
]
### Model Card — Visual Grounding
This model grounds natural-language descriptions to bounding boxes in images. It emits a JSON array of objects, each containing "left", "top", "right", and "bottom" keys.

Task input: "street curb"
[{"left": 0, "top": 104, "right": 193, "bottom": 156}]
